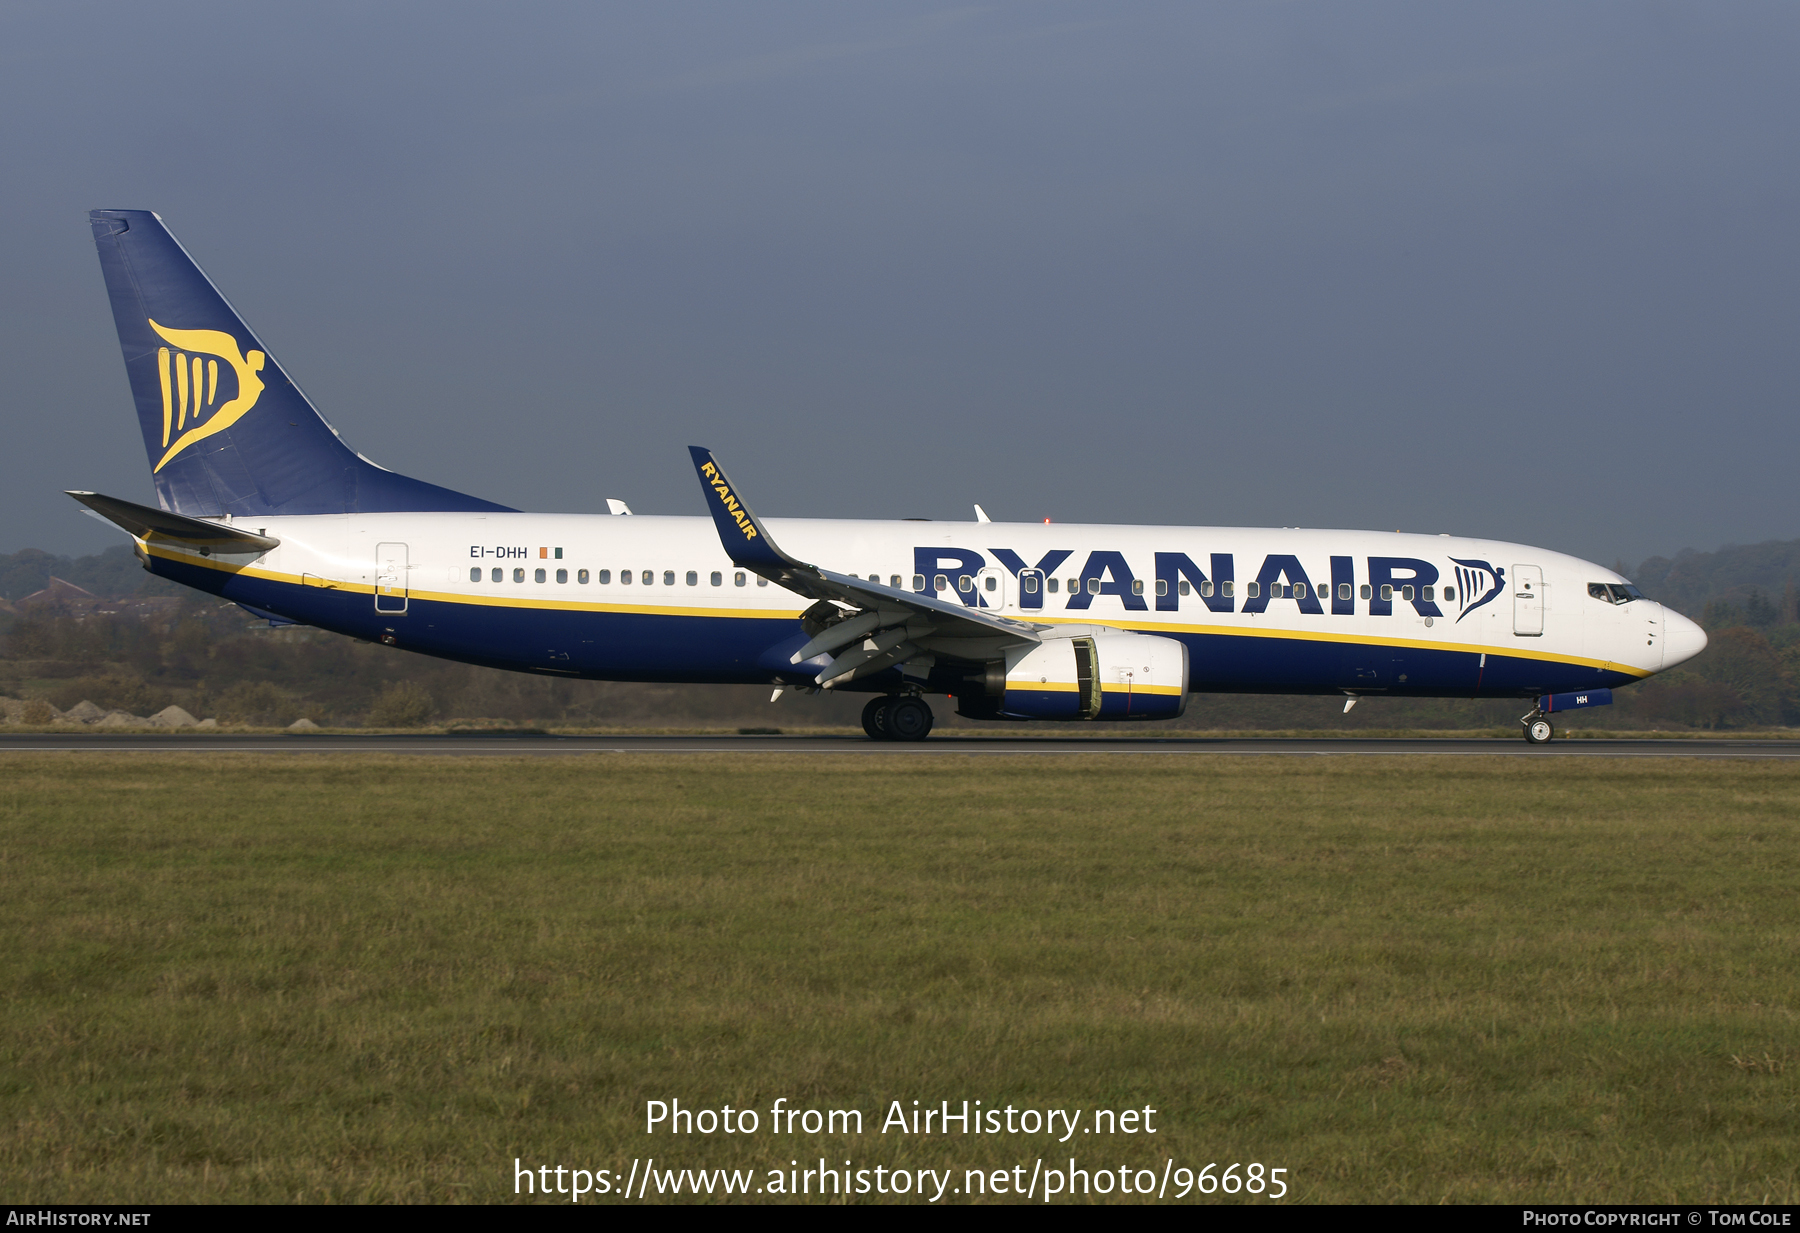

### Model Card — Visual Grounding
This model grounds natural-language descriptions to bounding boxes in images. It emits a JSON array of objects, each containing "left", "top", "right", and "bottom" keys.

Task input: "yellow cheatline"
[
  {"left": 135, "top": 544, "right": 1645, "bottom": 676},
  {"left": 142, "top": 545, "right": 802, "bottom": 619},
  {"left": 1046, "top": 614, "right": 1649, "bottom": 678}
]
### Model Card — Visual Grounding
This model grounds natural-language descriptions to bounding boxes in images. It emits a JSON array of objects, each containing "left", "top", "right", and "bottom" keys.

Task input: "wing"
[{"left": 688, "top": 446, "right": 1041, "bottom": 688}]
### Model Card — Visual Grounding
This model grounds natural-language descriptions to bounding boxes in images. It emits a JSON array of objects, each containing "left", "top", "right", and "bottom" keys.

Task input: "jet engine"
[{"left": 990, "top": 631, "right": 1189, "bottom": 720}]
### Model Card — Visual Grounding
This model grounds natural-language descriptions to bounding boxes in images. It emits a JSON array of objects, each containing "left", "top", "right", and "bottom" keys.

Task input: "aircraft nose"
[{"left": 1661, "top": 606, "right": 1708, "bottom": 670}]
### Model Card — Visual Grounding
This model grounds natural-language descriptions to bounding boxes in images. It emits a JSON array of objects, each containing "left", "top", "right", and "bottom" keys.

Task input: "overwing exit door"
[{"left": 976, "top": 566, "right": 1009, "bottom": 611}]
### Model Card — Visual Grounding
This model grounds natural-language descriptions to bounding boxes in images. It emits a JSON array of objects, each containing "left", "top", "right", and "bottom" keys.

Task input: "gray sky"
[{"left": 3, "top": 2, "right": 1796, "bottom": 572}]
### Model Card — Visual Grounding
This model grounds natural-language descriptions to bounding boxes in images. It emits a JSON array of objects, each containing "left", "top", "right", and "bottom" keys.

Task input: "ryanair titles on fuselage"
[{"left": 913, "top": 546, "right": 1503, "bottom": 622}]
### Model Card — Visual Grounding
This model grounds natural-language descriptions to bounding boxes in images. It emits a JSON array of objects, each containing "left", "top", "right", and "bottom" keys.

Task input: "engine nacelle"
[{"left": 998, "top": 632, "right": 1189, "bottom": 720}]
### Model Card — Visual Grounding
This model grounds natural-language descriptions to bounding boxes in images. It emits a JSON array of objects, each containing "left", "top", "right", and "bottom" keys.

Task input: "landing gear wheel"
[
  {"left": 861, "top": 696, "right": 891, "bottom": 741},
  {"left": 883, "top": 695, "right": 935, "bottom": 742},
  {"left": 1523, "top": 716, "right": 1554, "bottom": 745}
]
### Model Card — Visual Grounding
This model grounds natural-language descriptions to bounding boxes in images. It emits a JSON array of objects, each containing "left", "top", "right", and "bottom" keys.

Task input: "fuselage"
[{"left": 142, "top": 511, "right": 1707, "bottom": 702}]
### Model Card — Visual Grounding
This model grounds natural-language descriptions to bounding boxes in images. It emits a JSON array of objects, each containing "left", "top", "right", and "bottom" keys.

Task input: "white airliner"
[{"left": 71, "top": 210, "right": 1707, "bottom": 742}]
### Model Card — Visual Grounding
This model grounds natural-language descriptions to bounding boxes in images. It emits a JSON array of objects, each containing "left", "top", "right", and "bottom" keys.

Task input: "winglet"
[{"left": 688, "top": 447, "right": 808, "bottom": 574}]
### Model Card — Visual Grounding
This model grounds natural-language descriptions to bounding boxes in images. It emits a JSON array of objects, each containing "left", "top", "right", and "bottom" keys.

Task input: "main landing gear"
[
  {"left": 861, "top": 694, "right": 935, "bottom": 742},
  {"left": 1521, "top": 711, "right": 1555, "bottom": 745}
]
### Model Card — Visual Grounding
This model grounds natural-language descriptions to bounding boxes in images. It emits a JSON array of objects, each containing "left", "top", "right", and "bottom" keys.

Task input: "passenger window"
[
  {"left": 598, "top": 569, "right": 611, "bottom": 584},
  {"left": 686, "top": 571, "right": 698, "bottom": 586},
  {"left": 870, "top": 574, "right": 880, "bottom": 583},
  {"left": 578, "top": 569, "right": 589, "bottom": 584},
  {"left": 491, "top": 567, "right": 503, "bottom": 583},
  {"left": 1047, "top": 578, "right": 1059, "bottom": 593},
  {"left": 556, "top": 569, "right": 568, "bottom": 584},
  {"left": 734, "top": 571, "right": 746, "bottom": 587},
  {"left": 711, "top": 571, "right": 722, "bottom": 586},
  {"left": 535, "top": 568, "right": 546, "bottom": 583},
  {"left": 890, "top": 575, "right": 902, "bottom": 588},
  {"left": 621, "top": 569, "right": 632, "bottom": 584},
  {"left": 1131, "top": 579, "right": 1144, "bottom": 596},
  {"left": 1024, "top": 574, "right": 1039, "bottom": 594},
  {"left": 1156, "top": 579, "right": 1168, "bottom": 597},
  {"left": 641, "top": 570, "right": 653, "bottom": 585},
  {"left": 1380, "top": 584, "right": 1392, "bottom": 601},
  {"left": 1178, "top": 580, "right": 1190, "bottom": 596},
  {"left": 756, "top": 577, "right": 768, "bottom": 587},
  {"left": 1067, "top": 578, "right": 1079, "bottom": 593},
  {"left": 1421, "top": 585, "right": 1433, "bottom": 601},
  {"left": 959, "top": 576, "right": 974, "bottom": 593},
  {"left": 1338, "top": 583, "right": 1351, "bottom": 601},
  {"left": 985, "top": 576, "right": 997, "bottom": 592},
  {"left": 663, "top": 570, "right": 675, "bottom": 586},
  {"left": 1442, "top": 586, "right": 1453, "bottom": 601},
  {"left": 1221, "top": 581, "right": 1234, "bottom": 597},
  {"left": 1402, "top": 585, "right": 1415, "bottom": 601},
  {"left": 935, "top": 574, "right": 949, "bottom": 592},
  {"left": 1246, "top": 581, "right": 1261, "bottom": 599},
  {"left": 1086, "top": 578, "right": 1100, "bottom": 595},
  {"left": 469, "top": 567, "right": 481, "bottom": 582},
  {"left": 514, "top": 568, "right": 526, "bottom": 583},
  {"left": 1361, "top": 584, "right": 1371, "bottom": 600},
  {"left": 911, "top": 574, "right": 925, "bottom": 591},
  {"left": 1200, "top": 581, "right": 1212, "bottom": 597}
]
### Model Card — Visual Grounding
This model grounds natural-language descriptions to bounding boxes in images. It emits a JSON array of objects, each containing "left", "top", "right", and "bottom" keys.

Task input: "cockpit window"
[{"left": 1588, "top": 582, "right": 1641, "bottom": 605}]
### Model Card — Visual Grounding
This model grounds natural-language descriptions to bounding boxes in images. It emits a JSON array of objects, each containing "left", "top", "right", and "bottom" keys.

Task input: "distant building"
[
  {"left": 14, "top": 578, "right": 181, "bottom": 623},
  {"left": 17, "top": 577, "right": 100, "bottom": 610}
]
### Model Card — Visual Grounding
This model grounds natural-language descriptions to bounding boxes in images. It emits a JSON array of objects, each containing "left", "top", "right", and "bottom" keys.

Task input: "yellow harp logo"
[{"left": 148, "top": 319, "right": 266, "bottom": 472}]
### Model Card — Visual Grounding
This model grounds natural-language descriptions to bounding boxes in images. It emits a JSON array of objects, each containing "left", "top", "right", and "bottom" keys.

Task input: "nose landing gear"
[{"left": 860, "top": 694, "right": 935, "bottom": 742}]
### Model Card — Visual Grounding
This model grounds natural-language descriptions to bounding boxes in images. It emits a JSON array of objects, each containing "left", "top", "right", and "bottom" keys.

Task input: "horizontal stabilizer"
[{"left": 66, "top": 490, "right": 279, "bottom": 551}]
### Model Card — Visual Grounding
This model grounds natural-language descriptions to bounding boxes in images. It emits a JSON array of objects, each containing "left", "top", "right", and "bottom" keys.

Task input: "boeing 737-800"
[{"left": 70, "top": 210, "right": 1707, "bottom": 741}]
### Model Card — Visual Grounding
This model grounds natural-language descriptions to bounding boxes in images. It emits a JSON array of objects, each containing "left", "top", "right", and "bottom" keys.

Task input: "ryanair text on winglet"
[{"left": 701, "top": 462, "right": 759, "bottom": 542}]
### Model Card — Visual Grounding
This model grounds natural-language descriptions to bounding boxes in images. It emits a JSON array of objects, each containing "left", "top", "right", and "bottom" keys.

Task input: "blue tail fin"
[{"left": 89, "top": 210, "right": 514, "bottom": 517}]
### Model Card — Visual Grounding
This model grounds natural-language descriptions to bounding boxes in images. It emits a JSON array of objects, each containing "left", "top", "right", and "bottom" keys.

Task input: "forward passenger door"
[{"left": 1513, "top": 564, "right": 1543, "bottom": 636}]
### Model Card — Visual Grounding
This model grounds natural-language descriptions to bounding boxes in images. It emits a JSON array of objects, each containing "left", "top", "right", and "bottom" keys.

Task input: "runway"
[{"left": 0, "top": 733, "right": 1796, "bottom": 757}]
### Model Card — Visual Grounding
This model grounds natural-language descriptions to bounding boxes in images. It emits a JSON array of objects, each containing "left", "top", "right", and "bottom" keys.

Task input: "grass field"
[{"left": 3, "top": 754, "right": 1797, "bottom": 1204}]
